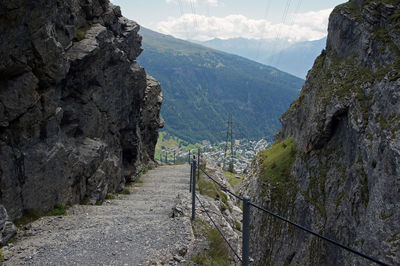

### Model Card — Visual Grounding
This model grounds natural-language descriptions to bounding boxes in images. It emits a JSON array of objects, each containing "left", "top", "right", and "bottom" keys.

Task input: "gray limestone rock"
[
  {"left": 243, "top": 0, "right": 400, "bottom": 265},
  {"left": 0, "top": 0, "right": 162, "bottom": 227},
  {"left": 0, "top": 205, "right": 17, "bottom": 246}
]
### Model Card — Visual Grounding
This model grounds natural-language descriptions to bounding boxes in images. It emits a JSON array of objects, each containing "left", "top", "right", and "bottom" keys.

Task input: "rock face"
[
  {"left": 243, "top": 1, "right": 400, "bottom": 265},
  {"left": 0, "top": 0, "right": 162, "bottom": 221},
  {"left": 0, "top": 205, "right": 17, "bottom": 246}
]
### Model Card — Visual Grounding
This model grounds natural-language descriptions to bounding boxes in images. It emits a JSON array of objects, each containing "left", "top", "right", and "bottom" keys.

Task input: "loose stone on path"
[{"left": 2, "top": 164, "right": 194, "bottom": 265}]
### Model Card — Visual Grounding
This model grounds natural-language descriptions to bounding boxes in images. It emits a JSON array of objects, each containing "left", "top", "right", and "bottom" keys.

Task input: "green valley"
[{"left": 138, "top": 28, "right": 304, "bottom": 144}]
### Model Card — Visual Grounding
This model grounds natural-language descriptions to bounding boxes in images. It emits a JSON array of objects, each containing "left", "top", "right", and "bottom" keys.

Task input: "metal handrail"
[
  {"left": 195, "top": 193, "right": 242, "bottom": 262},
  {"left": 190, "top": 154, "right": 389, "bottom": 266}
]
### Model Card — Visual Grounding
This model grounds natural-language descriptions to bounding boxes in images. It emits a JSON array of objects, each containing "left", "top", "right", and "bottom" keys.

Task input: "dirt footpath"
[{"left": 2, "top": 164, "right": 193, "bottom": 265}]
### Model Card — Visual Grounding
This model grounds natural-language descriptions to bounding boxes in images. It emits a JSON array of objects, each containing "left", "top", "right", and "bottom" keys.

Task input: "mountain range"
[
  {"left": 198, "top": 37, "right": 327, "bottom": 78},
  {"left": 138, "top": 28, "right": 304, "bottom": 144}
]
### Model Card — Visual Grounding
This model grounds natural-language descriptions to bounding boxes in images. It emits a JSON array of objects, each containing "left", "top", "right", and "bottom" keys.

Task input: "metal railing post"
[
  {"left": 242, "top": 195, "right": 250, "bottom": 266},
  {"left": 197, "top": 149, "right": 200, "bottom": 180},
  {"left": 190, "top": 162, "right": 193, "bottom": 192},
  {"left": 191, "top": 157, "right": 197, "bottom": 220},
  {"left": 188, "top": 150, "right": 191, "bottom": 163}
]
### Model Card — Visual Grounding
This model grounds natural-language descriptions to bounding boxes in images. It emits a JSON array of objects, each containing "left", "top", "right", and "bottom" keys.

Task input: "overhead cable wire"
[
  {"left": 177, "top": 0, "right": 190, "bottom": 40},
  {"left": 255, "top": 0, "right": 272, "bottom": 61},
  {"left": 189, "top": 0, "right": 199, "bottom": 35},
  {"left": 274, "top": 0, "right": 303, "bottom": 66},
  {"left": 268, "top": 0, "right": 292, "bottom": 66}
]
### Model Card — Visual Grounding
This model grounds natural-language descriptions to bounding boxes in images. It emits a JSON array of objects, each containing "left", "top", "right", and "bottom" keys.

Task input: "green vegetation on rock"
[
  {"left": 15, "top": 203, "right": 68, "bottom": 228},
  {"left": 46, "top": 202, "right": 67, "bottom": 216},
  {"left": 105, "top": 193, "right": 116, "bottom": 200},
  {"left": 256, "top": 138, "right": 298, "bottom": 211},
  {"left": 74, "top": 25, "right": 90, "bottom": 41},
  {"left": 224, "top": 171, "right": 243, "bottom": 188},
  {"left": 191, "top": 219, "right": 231, "bottom": 265},
  {"left": 197, "top": 178, "right": 230, "bottom": 213},
  {"left": 119, "top": 188, "right": 131, "bottom": 195}
]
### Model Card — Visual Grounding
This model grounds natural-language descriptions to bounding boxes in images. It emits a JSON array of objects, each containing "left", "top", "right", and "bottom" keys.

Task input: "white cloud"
[
  {"left": 166, "top": 0, "right": 197, "bottom": 4},
  {"left": 205, "top": 0, "right": 218, "bottom": 6},
  {"left": 156, "top": 8, "right": 332, "bottom": 42},
  {"left": 166, "top": 0, "right": 219, "bottom": 6}
]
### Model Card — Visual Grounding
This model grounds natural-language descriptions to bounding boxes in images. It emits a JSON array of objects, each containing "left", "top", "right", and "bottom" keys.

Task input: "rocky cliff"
[
  {"left": 0, "top": 0, "right": 162, "bottom": 230},
  {"left": 243, "top": 0, "right": 400, "bottom": 265}
]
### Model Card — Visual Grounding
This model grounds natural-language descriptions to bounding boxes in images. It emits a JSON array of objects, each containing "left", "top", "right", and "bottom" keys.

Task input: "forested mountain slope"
[{"left": 138, "top": 28, "right": 304, "bottom": 143}]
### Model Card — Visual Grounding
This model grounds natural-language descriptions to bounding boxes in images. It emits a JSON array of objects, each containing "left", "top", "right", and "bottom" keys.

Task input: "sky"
[{"left": 111, "top": 0, "right": 346, "bottom": 42}]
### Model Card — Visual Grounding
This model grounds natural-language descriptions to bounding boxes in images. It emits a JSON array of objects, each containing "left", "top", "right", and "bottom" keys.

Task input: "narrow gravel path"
[{"left": 2, "top": 164, "right": 193, "bottom": 265}]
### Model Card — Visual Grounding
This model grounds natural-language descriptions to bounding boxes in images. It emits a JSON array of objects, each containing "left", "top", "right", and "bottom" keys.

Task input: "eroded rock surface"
[
  {"left": 0, "top": 0, "right": 162, "bottom": 222},
  {"left": 242, "top": 1, "right": 400, "bottom": 265}
]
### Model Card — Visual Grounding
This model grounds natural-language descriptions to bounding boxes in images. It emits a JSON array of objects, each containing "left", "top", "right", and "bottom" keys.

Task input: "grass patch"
[
  {"left": 46, "top": 202, "right": 67, "bottom": 216},
  {"left": 191, "top": 218, "right": 210, "bottom": 237},
  {"left": 141, "top": 165, "right": 148, "bottom": 174},
  {"left": 14, "top": 203, "right": 67, "bottom": 228},
  {"left": 119, "top": 188, "right": 131, "bottom": 195},
  {"left": 14, "top": 209, "right": 42, "bottom": 228},
  {"left": 0, "top": 248, "right": 3, "bottom": 263},
  {"left": 256, "top": 138, "right": 298, "bottom": 211},
  {"left": 105, "top": 193, "right": 116, "bottom": 200},
  {"left": 74, "top": 25, "right": 90, "bottom": 41},
  {"left": 191, "top": 221, "right": 231, "bottom": 265},
  {"left": 224, "top": 171, "right": 243, "bottom": 188},
  {"left": 197, "top": 178, "right": 231, "bottom": 212}
]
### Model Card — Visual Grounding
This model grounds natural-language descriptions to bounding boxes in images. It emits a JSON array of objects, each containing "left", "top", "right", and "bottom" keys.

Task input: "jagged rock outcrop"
[
  {"left": 243, "top": 1, "right": 399, "bottom": 265},
  {"left": 0, "top": 0, "right": 162, "bottom": 222}
]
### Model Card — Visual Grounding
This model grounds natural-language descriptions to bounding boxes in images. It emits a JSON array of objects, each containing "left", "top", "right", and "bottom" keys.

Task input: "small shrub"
[{"left": 74, "top": 25, "right": 90, "bottom": 41}]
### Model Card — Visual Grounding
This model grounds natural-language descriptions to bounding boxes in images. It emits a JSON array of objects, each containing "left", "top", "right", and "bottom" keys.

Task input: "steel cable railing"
[
  {"left": 249, "top": 202, "right": 389, "bottom": 266},
  {"left": 189, "top": 155, "right": 389, "bottom": 266},
  {"left": 195, "top": 193, "right": 242, "bottom": 262},
  {"left": 199, "top": 167, "right": 243, "bottom": 201}
]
